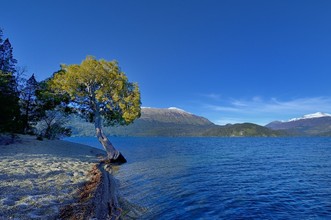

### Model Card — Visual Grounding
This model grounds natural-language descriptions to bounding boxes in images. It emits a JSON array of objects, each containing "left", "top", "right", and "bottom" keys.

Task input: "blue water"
[{"left": 66, "top": 137, "right": 331, "bottom": 219}]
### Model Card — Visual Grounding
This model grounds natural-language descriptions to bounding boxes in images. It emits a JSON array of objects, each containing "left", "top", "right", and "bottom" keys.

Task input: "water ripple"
[{"left": 68, "top": 137, "right": 331, "bottom": 219}]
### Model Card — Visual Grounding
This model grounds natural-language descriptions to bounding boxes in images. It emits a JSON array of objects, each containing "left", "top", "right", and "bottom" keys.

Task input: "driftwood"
[{"left": 59, "top": 161, "right": 122, "bottom": 220}]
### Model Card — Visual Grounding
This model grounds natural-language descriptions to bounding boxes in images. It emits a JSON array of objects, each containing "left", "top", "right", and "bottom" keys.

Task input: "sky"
[{"left": 2, "top": 0, "right": 331, "bottom": 125}]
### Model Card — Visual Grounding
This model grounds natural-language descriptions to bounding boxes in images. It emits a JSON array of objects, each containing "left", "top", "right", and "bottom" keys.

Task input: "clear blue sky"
[{"left": 2, "top": 0, "right": 331, "bottom": 125}]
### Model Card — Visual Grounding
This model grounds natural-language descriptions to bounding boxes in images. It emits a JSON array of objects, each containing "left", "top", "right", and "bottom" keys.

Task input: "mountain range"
[
  {"left": 68, "top": 108, "right": 331, "bottom": 137},
  {"left": 266, "top": 112, "right": 331, "bottom": 136},
  {"left": 68, "top": 107, "right": 285, "bottom": 137}
]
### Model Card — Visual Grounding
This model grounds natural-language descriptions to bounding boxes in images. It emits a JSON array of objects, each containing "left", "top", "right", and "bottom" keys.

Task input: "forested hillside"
[{"left": 68, "top": 108, "right": 286, "bottom": 137}]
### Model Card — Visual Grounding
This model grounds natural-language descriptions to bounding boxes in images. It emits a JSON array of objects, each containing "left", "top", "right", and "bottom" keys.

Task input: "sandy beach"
[{"left": 0, "top": 135, "right": 107, "bottom": 219}]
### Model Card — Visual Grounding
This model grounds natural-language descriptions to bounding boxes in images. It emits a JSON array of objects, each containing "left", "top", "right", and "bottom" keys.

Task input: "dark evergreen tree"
[
  {"left": 0, "top": 38, "right": 17, "bottom": 74},
  {"left": 0, "top": 29, "right": 3, "bottom": 44},
  {"left": 0, "top": 71, "right": 21, "bottom": 132},
  {"left": 0, "top": 29, "right": 21, "bottom": 133},
  {"left": 20, "top": 74, "right": 40, "bottom": 133}
]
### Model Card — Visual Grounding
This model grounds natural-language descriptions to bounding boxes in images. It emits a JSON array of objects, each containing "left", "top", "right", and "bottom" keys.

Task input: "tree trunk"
[
  {"left": 94, "top": 112, "right": 126, "bottom": 164},
  {"left": 91, "top": 85, "right": 126, "bottom": 164}
]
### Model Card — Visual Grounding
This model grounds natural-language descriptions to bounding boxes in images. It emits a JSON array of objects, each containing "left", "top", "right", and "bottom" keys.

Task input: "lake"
[{"left": 66, "top": 137, "right": 331, "bottom": 219}]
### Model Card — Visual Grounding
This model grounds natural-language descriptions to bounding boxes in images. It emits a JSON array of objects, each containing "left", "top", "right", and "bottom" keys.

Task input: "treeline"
[{"left": 0, "top": 29, "right": 71, "bottom": 140}]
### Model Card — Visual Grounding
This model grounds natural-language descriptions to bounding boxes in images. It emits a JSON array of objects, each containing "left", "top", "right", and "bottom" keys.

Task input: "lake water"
[{"left": 66, "top": 137, "right": 331, "bottom": 219}]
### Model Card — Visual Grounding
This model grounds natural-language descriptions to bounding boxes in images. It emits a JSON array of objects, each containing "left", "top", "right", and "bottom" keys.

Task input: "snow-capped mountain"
[
  {"left": 167, "top": 107, "right": 187, "bottom": 112},
  {"left": 140, "top": 107, "right": 211, "bottom": 125},
  {"left": 266, "top": 112, "right": 331, "bottom": 136},
  {"left": 288, "top": 112, "right": 331, "bottom": 122}
]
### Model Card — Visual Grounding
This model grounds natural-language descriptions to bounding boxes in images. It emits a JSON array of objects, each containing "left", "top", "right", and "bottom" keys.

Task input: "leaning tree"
[{"left": 50, "top": 56, "right": 141, "bottom": 164}]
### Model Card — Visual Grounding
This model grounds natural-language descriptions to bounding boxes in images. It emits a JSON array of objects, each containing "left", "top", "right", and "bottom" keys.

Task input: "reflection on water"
[{"left": 67, "top": 137, "right": 331, "bottom": 219}]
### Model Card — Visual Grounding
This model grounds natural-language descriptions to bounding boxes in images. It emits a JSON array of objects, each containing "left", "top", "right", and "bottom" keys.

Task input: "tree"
[
  {"left": 0, "top": 71, "right": 21, "bottom": 132},
  {"left": 36, "top": 110, "right": 71, "bottom": 140},
  {"left": 35, "top": 77, "right": 72, "bottom": 139},
  {"left": 50, "top": 56, "right": 141, "bottom": 163},
  {"left": 0, "top": 29, "right": 20, "bottom": 133},
  {"left": 0, "top": 29, "right": 3, "bottom": 44},
  {"left": 20, "top": 74, "right": 40, "bottom": 133},
  {"left": 0, "top": 37, "right": 17, "bottom": 74}
]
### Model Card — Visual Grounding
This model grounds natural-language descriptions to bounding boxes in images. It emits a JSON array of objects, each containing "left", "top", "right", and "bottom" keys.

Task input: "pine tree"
[
  {"left": 0, "top": 29, "right": 3, "bottom": 44},
  {"left": 0, "top": 29, "right": 21, "bottom": 133},
  {"left": 0, "top": 71, "right": 21, "bottom": 132},
  {"left": 0, "top": 38, "right": 17, "bottom": 74},
  {"left": 20, "top": 74, "right": 40, "bottom": 134}
]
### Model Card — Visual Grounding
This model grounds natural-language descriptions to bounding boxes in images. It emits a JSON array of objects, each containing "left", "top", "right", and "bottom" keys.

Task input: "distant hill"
[
  {"left": 266, "top": 112, "right": 331, "bottom": 136},
  {"left": 68, "top": 107, "right": 284, "bottom": 137},
  {"left": 203, "top": 123, "right": 286, "bottom": 137}
]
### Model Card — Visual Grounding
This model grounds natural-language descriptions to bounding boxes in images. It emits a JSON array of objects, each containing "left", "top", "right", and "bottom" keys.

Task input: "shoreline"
[
  {"left": 59, "top": 162, "right": 122, "bottom": 219},
  {"left": 0, "top": 135, "right": 121, "bottom": 219}
]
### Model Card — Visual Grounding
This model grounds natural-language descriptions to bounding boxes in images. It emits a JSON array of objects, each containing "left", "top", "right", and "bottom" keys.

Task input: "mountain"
[
  {"left": 109, "top": 107, "right": 214, "bottom": 136},
  {"left": 287, "top": 112, "right": 331, "bottom": 122},
  {"left": 139, "top": 107, "right": 213, "bottom": 126},
  {"left": 203, "top": 123, "right": 286, "bottom": 137},
  {"left": 69, "top": 107, "right": 214, "bottom": 137},
  {"left": 266, "top": 112, "right": 331, "bottom": 136},
  {"left": 69, "top": 107, "right": 284, "bottom": 137}
]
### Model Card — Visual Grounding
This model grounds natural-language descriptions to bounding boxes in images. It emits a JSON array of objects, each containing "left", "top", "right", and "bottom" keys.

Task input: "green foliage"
[
  {"left": 0, "top": 34, "right": 17, "bottom": 74},
  {"left": 20, "top": 74, "right": 40, "bottom": 133},
  {"left": 202, "top": 123, "right": 287, "bottom": 137},
  {"left": 50, "top": 56, "right": 141, "bottom": 127},
  {"left": 0, "top": 29, "right": 20, "bottom": 133},
  {"left": 34, "top": 77, "right": 72, "bottom": 139},
  {"left": 36, "top": 77, "right": 72, "bottom": 113},
  {"left": 0, "top": 71, "right": 21, "bottom": 133}
]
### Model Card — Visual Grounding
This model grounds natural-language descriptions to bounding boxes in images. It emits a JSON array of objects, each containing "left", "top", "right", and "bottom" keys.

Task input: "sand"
[{"left": 0, "top": 135, "right": 106, "bottom": 219}]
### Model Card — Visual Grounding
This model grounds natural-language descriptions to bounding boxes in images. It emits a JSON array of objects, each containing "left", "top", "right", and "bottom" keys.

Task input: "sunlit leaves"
[{"left": 50, "top": 56, "right": 141, "bottom": 126}]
